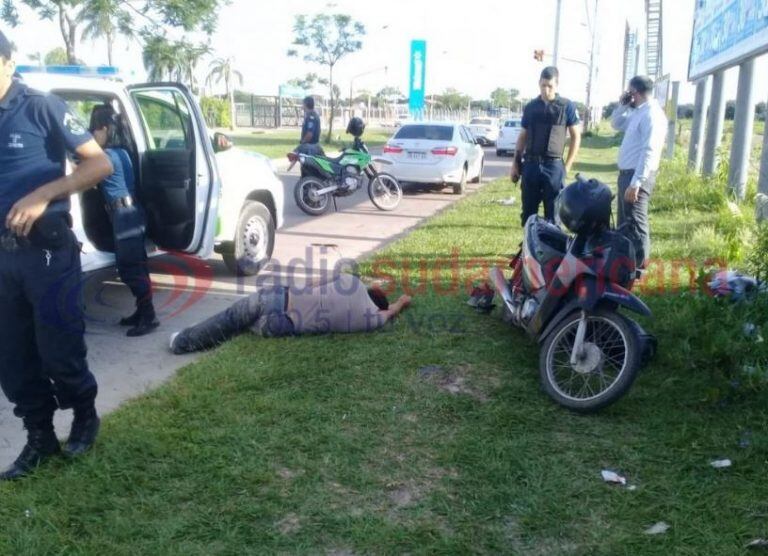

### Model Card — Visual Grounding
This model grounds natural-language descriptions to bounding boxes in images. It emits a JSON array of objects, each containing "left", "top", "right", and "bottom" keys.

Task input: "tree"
[
  {"left": 436, "top": 88, "right": 471, "bottom": 111},
  {"left": 44, "top": 47, "right": 70, "bottom": 65},
  {"left": 490, "top": 87, "right": 510, "bottom": 108},
  {"left": 509, "top": 88, "right": 521, "bottom": 111},
  {"left": 206, "top": 57, "right": 243, "bottom": 130},
  {"left": 142, "top": 34, "right": 177, "bottom": 81},
  {"left": 79, "top": 0, "right": 133, "bottom": 65},
  {"left": 287, "top": 72, "right": 328, "bottom": 91},
  {"left": 176, "top": 40, "right": 210, "bottom": 93},
  {"left": 2, "top": 0, "right": 226, "bottom": 65},
  {"left": 376, "top": 86, "right": 404, "bottom": 104},
  {"left": 288, "top": 13, "right": 365, "bottom": 142}
]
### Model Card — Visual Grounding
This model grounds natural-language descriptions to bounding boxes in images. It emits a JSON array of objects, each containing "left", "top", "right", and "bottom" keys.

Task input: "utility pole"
[
  {"left": 585, "top": 0, "right": 599, "bottom": 131},
  {"left": 553, "top": 0, "right": 563, "bottom": 67}
]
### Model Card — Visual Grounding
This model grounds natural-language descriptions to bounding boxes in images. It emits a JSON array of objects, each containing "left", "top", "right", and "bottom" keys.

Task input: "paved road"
[{"left": 0, "top": 147, "right": 513, "bottom": 466}]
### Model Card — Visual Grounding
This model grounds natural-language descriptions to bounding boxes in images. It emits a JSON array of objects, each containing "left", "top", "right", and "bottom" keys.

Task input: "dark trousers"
[
  {"left": 111, "top": 205, "right": 152, "bottom": 308},
  {"left": 521, "top": 158, "right": 565, "bottom": 226},
  {"left": 173, "top": 287, "right": 293, "bottom": 353},
  {"left": 0, "top": 231, "right": 97, "bottom": 425},
  {"left": 617, "top": 170, "right": 652, "bottom": 267}
]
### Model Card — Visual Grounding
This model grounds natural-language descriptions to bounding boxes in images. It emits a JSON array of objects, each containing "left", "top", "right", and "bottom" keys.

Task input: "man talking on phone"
[{"left": 610, "top": 75, "right": 667, "bottom": 268}]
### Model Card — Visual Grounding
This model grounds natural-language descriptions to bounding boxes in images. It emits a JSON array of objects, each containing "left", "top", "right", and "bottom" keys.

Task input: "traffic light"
[{"left": 533, "top": 49, "right": 545, "bottom": 62}]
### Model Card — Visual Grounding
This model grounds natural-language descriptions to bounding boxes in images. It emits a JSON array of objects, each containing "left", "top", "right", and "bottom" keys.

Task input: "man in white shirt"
[{"left": 610, "top": 75, "right": 667, "bottom": 268}]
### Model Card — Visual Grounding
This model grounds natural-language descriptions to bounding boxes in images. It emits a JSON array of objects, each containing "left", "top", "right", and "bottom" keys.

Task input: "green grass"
[
  {"left": 225, "top": 127, "right": 394, "bottom": 159},
  {"left": 2, "top": 133, "right": 768, "bottom": 554}
]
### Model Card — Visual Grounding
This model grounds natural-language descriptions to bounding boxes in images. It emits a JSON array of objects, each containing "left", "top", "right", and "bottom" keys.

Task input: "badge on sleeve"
[{"left": 63, "top": 112, "right": 87, "bottom": 136}]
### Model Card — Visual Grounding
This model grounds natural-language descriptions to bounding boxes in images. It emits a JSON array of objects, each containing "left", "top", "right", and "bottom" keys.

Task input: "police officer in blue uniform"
[
  {"left": 89, "top": 105, "right": 158, "bottom": 337},
  {"left": 0, "top": 31, "right": 113, "bottom": 480},
  {"left": 510, "top": 67, "right": 582, "bottom": 226},
  {"left": 298, "top": 95, "right": 322, "bottom": 155}
]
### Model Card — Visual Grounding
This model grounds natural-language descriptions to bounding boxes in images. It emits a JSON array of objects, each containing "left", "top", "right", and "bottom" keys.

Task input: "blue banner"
[{"left": 409, "top": 40, "right": 427, "bottom": 118}]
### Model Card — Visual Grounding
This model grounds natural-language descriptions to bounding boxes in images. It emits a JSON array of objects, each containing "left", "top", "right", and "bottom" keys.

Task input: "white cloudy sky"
[{"left": 5, "top": 0, "right": 768, "bottom": 106}]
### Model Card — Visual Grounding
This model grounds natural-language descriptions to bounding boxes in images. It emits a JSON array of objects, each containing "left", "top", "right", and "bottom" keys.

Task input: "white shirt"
[{"left": 611, "top": 99, "right": 668, "bottom": 190}]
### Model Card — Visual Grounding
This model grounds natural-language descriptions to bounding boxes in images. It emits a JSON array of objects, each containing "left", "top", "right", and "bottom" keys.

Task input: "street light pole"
[
  {"left": 349, "top": 66, "right": 388, "bottom": 119},
  {"left": 553, "top": 0, "right": 563, "bottom": 67}
]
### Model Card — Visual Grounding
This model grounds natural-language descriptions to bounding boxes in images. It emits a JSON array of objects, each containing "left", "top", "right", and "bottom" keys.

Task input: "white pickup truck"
[
  {"left": 19, "top": 66, "right": 285, "bottom": 276},
  {"left": 467, "top": 117, "right": 499, "bottom": 146}
]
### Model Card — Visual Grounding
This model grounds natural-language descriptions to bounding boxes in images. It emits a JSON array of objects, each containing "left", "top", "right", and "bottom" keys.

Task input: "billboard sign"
[
  {"left": 689, "top": 0, "right": 768, "bottom": 80},
  {"left": 409, "top": 40, "right": 427, "bottom": 117}
]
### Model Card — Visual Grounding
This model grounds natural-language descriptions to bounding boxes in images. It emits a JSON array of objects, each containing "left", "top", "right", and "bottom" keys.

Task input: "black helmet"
[
  {"left": 557, "top": 176, "right": 612, "bottom": 234},
  {"left": 346, "top": 117, "right": 365, "bottom": 137}
]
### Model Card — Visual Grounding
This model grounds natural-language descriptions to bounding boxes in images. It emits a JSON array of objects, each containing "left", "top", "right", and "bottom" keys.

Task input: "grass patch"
[
  {"left": 2, "top": 133, "right": 768, "bottom": 554},
  {"left": 226, "top": 127, "right": 394, "bottom": 159}
]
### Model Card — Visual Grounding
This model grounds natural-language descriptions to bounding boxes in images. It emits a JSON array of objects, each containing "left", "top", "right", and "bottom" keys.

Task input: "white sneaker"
[{"left": 169, "top": 332, "right": 180, "bottom": 352}]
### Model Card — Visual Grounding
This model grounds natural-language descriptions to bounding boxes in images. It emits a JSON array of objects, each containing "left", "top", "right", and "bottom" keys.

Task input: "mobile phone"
[{"left": 620, "top": 91, "right": 632, "bottom": 105}]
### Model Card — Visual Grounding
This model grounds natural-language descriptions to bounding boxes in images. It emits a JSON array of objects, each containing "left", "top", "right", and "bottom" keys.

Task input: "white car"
[
  {"left": 19, "top": 67, "right": 285, "bottom": 276},
  {"left": 382, "top": 122, "right": 484, "bottom": 194},
  {"left": 392, "top": 114, "right": 410, "bottom": 127},
  {"left": 496, "top": 118, "right": 523, "bottom": 157},
  {"left": 468, "top": 117, "right": 499, "bottom": 146}
]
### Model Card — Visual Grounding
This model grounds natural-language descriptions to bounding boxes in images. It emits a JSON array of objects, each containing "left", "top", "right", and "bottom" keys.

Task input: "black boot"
[
  {"left": 119, "top": 308, "right": 142, "bottom": 327},
  {"left": 126, "top": 302, "right": 159, "bottom": 337},
  {"left": 63, "top": 407, "right": 100, "bottom": 457},
  {"left": 0, "top": 423, "right": 60, "bottom": 481}
]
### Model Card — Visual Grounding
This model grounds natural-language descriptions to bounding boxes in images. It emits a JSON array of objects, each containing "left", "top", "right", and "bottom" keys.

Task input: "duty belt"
[
  {"left": 525, "top": 155, "right": 561, "bottom": 163},
  {"left": 106, "top": 195, "right": 134, "bottom": 213}
]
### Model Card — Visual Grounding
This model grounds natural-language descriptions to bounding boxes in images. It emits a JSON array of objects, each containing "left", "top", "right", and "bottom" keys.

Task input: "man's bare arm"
[
  {"left": 381, "top": 294, "right": 412, "bottom": 323},
  {"left": 6, "top": 139, "right": 112, "bottom": 236},
  {"left": 564, "top": 125, "right": 581, "bottom": 174},
  {"left": 510, "top": 129, "right": 528, "bottom": 182}
]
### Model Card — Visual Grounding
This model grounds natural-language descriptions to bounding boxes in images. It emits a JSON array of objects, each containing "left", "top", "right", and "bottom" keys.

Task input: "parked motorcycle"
[
  {"left": 288, "top": 118, "right": 402, "bottom": 216},
  {"left": 489, "top": 175, "right": 656, "bottom": 413}
]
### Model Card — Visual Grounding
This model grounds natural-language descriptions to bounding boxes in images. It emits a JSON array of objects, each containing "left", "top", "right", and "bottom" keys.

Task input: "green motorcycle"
[{"left": 288, "top": 122, "right": 402, "bottom": 216}]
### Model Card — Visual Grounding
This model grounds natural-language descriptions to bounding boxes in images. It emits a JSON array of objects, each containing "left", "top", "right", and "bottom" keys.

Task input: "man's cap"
[{"left": 0, "top": 30, "right": 12, "bottom": 60}]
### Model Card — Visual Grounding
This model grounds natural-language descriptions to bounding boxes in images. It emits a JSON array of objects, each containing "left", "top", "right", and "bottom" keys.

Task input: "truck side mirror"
[{"left": 213, "top": 132, "right": 233, "bottom": 153}]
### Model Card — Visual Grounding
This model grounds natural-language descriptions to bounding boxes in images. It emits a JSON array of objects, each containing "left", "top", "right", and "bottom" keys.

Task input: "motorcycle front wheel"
[
  {"left": 368, "top": 172, "right": 402, "bottom": 211},
  {"left": 539, "top": 309, "right": 641, "bottom": 413},
  {"left": 294, "top": 176, "right": 331, "bottom": 216}
]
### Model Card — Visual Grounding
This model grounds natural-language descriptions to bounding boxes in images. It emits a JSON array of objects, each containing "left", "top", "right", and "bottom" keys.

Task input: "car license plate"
[{"left": 408, "top": 151, "right": 426, "bottom": 160}]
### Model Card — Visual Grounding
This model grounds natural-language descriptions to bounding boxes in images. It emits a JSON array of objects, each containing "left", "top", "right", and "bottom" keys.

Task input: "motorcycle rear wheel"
[
  {"left": 294, "top": 176, "right": 331, "bottom": 216},
  {"left": 539, "top": 309, "right": 641, "bottom": 413}
]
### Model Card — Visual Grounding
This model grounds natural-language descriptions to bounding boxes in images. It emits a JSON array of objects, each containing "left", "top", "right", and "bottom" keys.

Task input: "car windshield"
[
  {"left": 470, "top": 118, "right": 493, "bottom": 125},
  {"left": 394, "top": 125, "right": 454, "bottom": 141},
  {"left": 504, "top": 120, "right": 521, "bottom": 127}
]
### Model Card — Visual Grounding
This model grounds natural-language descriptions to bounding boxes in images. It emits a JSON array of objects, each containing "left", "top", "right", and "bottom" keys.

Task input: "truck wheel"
[
  {"left": 452, "top": 167, "right": 467, "bottom": 195},
  {"left": 223, "top": 202, "right": 275, "bottom": 276}
]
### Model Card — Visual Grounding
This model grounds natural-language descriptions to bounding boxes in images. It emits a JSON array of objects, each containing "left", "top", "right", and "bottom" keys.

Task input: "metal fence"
[{"left": 233, "top": 95, "right": 522, "bottom": 129}]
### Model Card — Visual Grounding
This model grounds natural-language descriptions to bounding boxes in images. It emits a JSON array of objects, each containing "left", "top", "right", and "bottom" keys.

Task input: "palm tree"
[
  {"left": 176, "top": 41, "right": 211, "bottom": 95},
  {"left": 79, "top": 0, "right": 134, "bottom": 66},
  {"left": 142, "top": 35, "right": 178, "bottom": 82},
  {"left": 206, "top": 57, "right": 243, "bottom": 130}
]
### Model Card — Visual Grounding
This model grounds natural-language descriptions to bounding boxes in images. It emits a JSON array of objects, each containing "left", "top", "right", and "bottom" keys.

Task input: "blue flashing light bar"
[{"left": 15, "top": 65, "right": 120, "bottom": 77}]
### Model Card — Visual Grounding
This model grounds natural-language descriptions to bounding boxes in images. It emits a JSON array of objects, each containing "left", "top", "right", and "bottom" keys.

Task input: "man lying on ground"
[{"left": 169, "top": 273, "right": 412, "bottom": 354}]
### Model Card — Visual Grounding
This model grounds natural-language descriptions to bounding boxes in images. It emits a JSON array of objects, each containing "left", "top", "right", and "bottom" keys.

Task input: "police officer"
[
  {"left": 299, "top": 95, "right": 322, "bottom": 154},
  {"left": 89, "top": 105, "right": 158, "bottom": 336},
  {"left": 0, "top": 31, "right": 113, "bottom": 480},
  {"left": 510, "top": 66, "right": 582, "bottom": 226}
]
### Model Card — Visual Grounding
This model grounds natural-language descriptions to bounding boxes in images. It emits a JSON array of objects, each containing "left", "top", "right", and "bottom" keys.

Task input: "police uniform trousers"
[
  {"left": 0, "top": 223, "right": 97, "bottom": 426},
  {"left": 520, "top": 157, "right": 565, "bottom": 226},
  {"left": 111, "top": 204, "right": 152, "bottom": 307}
]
